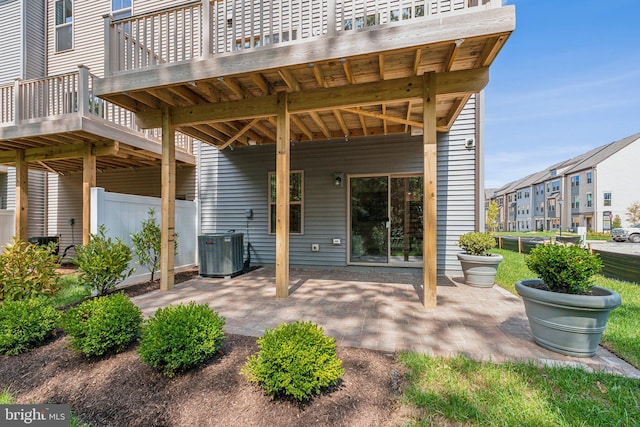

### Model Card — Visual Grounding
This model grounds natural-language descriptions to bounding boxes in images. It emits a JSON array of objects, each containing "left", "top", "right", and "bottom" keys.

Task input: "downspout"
[{"left": 475, "top": 91, "right": 484, "bottom": 231}]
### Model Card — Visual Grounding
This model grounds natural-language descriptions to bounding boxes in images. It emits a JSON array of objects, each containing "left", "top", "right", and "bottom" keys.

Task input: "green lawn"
[
  {"left": 49, "top": 274, "right": 91, "bottom": 307},
  {"left": 493, "top": 231, "right": 611, "bottom": 241},
  {"left": 493, "top": 248, "right": 640, "bottom": 368},
  {"left": 399, "top": 353, "right": 640, "bottom": 427}
]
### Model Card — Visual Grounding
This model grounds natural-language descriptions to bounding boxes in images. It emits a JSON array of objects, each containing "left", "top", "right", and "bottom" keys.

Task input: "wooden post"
[
  {"left": 518, "top": 236, "right": 522, "bottom": 253},
  {"left": 202, "top": 0, "right": 211, "bottom": 59},
  {"left": 160, "top": 106, "right": 176, "bottom": 291},
  {"left": 103, "top": 14, "right": 113, "bottom": 76},
  {"left": 82, "top": 144, "right": 96, "bottom": 245},
  {"left": 422, "top": 72, "right": 437, "bottom": 308},
  {"left": 77, "top": 65, "right": 90, "bottom": 116},
  {"left": 15, "top": 149, "right": 28, "bottom": 241},
  {"left": 499, "top": 236, "right": 503, "bottom": 249},
  {"left": 275, "top": 92, "right": 290, "bottom": 298},
  {"left": 13, "top": 79, "right": 21, "bottom": 125}
]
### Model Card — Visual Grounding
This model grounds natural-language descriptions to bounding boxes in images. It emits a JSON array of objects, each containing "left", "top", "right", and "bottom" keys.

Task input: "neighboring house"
[
  {"left": 1, "top": 0, "right": 516, "bottom": 308},
  {"left": 491, "top": 133, "right": 640, "bottom": 233}
]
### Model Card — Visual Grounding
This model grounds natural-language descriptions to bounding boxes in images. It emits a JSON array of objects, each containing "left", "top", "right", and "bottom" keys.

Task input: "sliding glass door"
[{"left": 349, "top": 175, "right": 423, "bottom": 265}]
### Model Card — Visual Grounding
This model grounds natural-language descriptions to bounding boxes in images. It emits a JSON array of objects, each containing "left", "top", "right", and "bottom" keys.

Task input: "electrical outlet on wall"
[{"left": 311, "top": 243, "right": 320, "bottom": 252}]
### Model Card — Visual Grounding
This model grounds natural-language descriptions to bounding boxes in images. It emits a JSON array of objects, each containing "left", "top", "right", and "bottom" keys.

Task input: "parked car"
[{"left": 611, "top": 224, "right": 640, "bottom": 243}]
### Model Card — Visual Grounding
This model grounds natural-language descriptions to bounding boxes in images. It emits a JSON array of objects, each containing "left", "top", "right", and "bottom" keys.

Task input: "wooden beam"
[
  {"left": 278, "top": 69, "right": 301, "bottom": 92},
  {"left": 0, "top": 141, "right": 119, "bottom": 164},
  {"left": 137, "top": 68, "right": 489, "bottom": 129},
  {"left": 423, "top": 72, "right": 437, "bottom": 309},
  {"left": 308, "top": 111, "right": 331, "bottom": 138},
  {"left": 443, "top": 95, "right": 471, "bottom": 131},
  {"left": 341, "top": 58, "right": 354, "bottom": 84},
  {"left": 275, "top": 92, "right": 290, "bottom": 298},
  {"left": 378, "top": 54, "right": 385, "bottom": 80},
  {"left": 15, "top": 150, "right": 28, "bottom": 241},
  {"left": 219, "top": 118, "right": 260, "bottom": 150},
  {"left": 340, "top": 107, "right": 423, "bottom": 128},
  {"left": 478, "top": 34, "right": 509, "bottom": 67},
  {"left": 82, "top": 144, "right": 96, "bottom": 246},
  {"left": 160, "top": 106, "right": 176, "bottom": 291},
  {"left": 445, "top": 39, "right": 464, "bottom": 72},
  {"left": 219, "top": 76, "right": 251, "bottom": 99},
  {"left": 309, "top": 63, "right": 327, "bottom": 88},
  {"left": 251, "top": 73, "right": 272, "bottom": 95},
  {"left": 333, "top": 110, "right": 349, "bottom": 136},
  {"left": 413, "top": 49, "right": 422, "bottom": 76}
]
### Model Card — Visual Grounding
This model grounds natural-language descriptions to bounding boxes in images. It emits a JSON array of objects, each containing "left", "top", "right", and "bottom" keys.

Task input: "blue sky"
[{"left": 483, "top": 0, "right": 640, "bottom": 189}]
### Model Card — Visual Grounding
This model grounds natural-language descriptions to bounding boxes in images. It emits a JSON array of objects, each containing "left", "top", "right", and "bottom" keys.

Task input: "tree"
[
  {"left": 612, "top": 215, "right": 622, "bottom": 229},
  {"left": 625, "top": 201, "right": 640, "bottom": 224},
  {"left": 131, "top": 209, "right": 178, "bottom": 282},
  {"left": 485, "top": 200, "right": 499, "bottom": 233}
]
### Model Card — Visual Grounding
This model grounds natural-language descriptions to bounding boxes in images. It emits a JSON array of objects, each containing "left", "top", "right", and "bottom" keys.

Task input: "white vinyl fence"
[
  {"left": 0, "top": 210, "right": 15, "bottom": 254},
  {"left": 91, "top": 187, "right": 197, "bottom": 286}
]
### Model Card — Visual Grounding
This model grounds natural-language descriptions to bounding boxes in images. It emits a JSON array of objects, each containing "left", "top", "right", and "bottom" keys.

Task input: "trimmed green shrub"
[
  {"left": 0, "top": 238, "right": 61, "bottom": 301},
  {"left": 61, "top": 293, "right": 142, "bottom": 357},
  {"left": 138, "top": 302, "right": 225, "bottom": 377},
  {"left": 526, "top": 243, "right": 602, "bottom": 294},
  {"left": 131, "top": 208, "right": 178, "bottom": 283},
  {"left": 241, "top": 321, "right": 344, "bottom": 401},
  {"left": 73, "top": 225, "right": 135, "bottom": 296},
  {"left": 0, "top": 298, "right": 61, "bottom": 355},
  {"left": 457, "top": 232, "right": 496, "bottom": 256}
]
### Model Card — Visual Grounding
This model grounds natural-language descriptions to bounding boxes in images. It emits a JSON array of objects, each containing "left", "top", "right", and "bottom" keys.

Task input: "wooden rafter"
[
  {"left": 441, "top": 95, "right": 471, "bottom": 130},
  {"left": 413, "top": 49, "right": 422, "bottom": 75},
  {"left": 445, "top": 39, "right": 464, "bottom": 72},
  {"left": 341, "top": 58, "right": 354, "bottom": 84},
  {"left": 219, "top": 76, "right": 251, "bottom": 99},
  {"left": 405, "top": 100, "right": 413, "bottom": 132},
  {"left": 289, "top": 115, "right": 313, "bottom": 140},
  {"left": 340, "top": 107, "right": 423, "bottom": 128},
  {"left": 478, "top": 34, "right": 509, "bottom": 67},
  {"left": 309, "top": 111, "right": 331, "bottom": 138},
  {"left": 309, "top": 63, "right": 327, "bottom": 88},
  {"left": 278, "top": 69, "right": 301, "bottom": 92},
  {"left": 219, "top": 118, "right": 260, "bottom": 150},
  {"left": 378, "top": 54, "right": 385, "bottom": 80},
  {"left": 251, "top": 73, "right": 272, "bottom": 95},
  {"left": 333, "top": 110, "right": 349, "bottom": 136}
]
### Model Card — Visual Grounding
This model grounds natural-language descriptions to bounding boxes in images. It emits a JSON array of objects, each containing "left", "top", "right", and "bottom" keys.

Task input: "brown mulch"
[{"left": 0, "top": 271, "right": 410, "bottom": 427}]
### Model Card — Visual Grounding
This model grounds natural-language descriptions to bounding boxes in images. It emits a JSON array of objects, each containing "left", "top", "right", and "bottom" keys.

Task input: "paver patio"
[{"left": 132, "top": 267, "right": 640, "bottom": 378}]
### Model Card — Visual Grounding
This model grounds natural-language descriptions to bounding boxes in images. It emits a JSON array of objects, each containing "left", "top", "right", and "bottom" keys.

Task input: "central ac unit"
[{"left": 198, "top": 232, "right": 244, "bottom": 277}]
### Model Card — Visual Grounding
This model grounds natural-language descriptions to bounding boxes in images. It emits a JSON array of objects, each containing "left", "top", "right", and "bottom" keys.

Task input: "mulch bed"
[{"left": 0, "top": 271, "right": 409, "bottom": 426}]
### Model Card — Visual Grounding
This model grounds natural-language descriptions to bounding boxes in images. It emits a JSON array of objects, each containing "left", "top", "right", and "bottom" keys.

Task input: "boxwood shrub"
[
  {"left": 138, "top": 302, "right": 226, "bottom": 377},
  {"left": 241, "top": 321, "right": 344, "bottom": 401},
  {"left": 0, "top": 298, "right": 61, "bottom": 355},
  {"left": 61, "top": 293, "right": 142, "bottom": 357}
]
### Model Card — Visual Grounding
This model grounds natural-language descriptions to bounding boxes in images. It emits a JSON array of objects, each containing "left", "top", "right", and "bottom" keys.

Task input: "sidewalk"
[{"left": 132, "top": 266, "right": 640, "bottom": 379}]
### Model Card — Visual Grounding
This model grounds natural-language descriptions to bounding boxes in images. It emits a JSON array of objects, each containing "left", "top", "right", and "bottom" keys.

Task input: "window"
[
  {"left": 587, "top": 171, "right": 592, "bottom": 184},
  {"left": 604, "top": 192, "right": 612, "bottom": 207},
  {"left": 55, "top": 0, "right": 73, "bottom": 52},
  {"left": 571, "top": 195, "right": 579, "bottom": 209},
  {"left": 552, "top": 180, "right": 560, "bottom": 192},
  {"left": 550, "top": 169, "right": 557, "bottom": 177},
  {"left": 112, "top": 0, "right": 132, "bottom": 20},
  {"left": 517, "top": 191, "right": 522, "bottom": 200},
  {"left": 587, "top": 193, "right": 593, "bottom": 208},
  {"left": 571, "top": 175, "right": 580, "bottom": 187},
  {"left": 269, "top": 171, "right": 304, "bottom": 234}
]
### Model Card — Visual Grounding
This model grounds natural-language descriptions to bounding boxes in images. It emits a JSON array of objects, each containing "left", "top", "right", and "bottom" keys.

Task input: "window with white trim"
[
  {"left": 587, "top": 193, "right": 593, "bottom": 208},
  {"left": 55, "top": 0, "right": 73, "bottom": 52},
  {"left": 112, "top": 0, "right": 132, "bottom": 20},
  {"left": 604, "top": 192, "right": 612, "bottom": 207},
  {"left": 268, "top": 171, "right": 304, "bottom": 234}
]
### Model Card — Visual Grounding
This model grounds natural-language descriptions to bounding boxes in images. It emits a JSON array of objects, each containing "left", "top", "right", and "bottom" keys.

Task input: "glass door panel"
[
  {"left": 350, "top": 176, "right": 389, "bottom": 263},
  {"left": 390, "top": 176, "right": 423, "bottom": 263}
]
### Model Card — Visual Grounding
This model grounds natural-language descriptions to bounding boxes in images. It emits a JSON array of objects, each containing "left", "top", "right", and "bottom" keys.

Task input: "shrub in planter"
[
  {"left": 138, "top": 302, "right": 226, "bottom": 377},
  {"left": 0, "top": 298, "right": 61, "bottom": 355},
  {"left": 61, "top": 293, "right": 142, "bottom": 357},
  {"left": 73, "top": 225, "right": 135, "bottom": 296},
  {"left": 0, "top": 238, "right": 61, "bottom": 301},
  {"left": 456, "top": 232, "right": 502, "bottom": 288},
  {"left": 525, "top": 243, "right": 602, "bottom": 294},
  {"left": 457, "top": 231, "right": 496, "bottom": 256},
  {"left": 241, "top": 321, "right": 344, "bottom": 401}
]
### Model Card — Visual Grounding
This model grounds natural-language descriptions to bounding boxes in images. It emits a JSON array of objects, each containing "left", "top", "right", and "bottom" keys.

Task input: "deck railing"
[
  {"left": 105, "top": 0, "right": 500, "bottom": 75},
  {"left": 0, "top": 66, "right": 193, "bottom": 154}
]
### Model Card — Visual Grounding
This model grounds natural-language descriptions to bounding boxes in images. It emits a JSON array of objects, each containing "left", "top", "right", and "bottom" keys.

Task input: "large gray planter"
[
  {"left": 515, "top": 279, "right": 622, "bottom": 357},
  {"left": 457, "top": 253, "right": 503, "bottom": 288}
]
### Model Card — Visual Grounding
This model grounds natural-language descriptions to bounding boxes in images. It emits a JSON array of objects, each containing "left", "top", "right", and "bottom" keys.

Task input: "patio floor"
[{"left": 132, "top": 267, "right": 640, "bottom": 378}]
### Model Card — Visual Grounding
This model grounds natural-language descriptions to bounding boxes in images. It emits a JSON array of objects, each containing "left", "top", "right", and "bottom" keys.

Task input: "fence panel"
[
  {"left": 592, "top": 249, "right": 640, "bottom": 285},
  {"left": 0, "top": 210, "right": 15, "bottom": 253},
  {"left": 91, "top": 187, "right": 197, "bottom": 286}
]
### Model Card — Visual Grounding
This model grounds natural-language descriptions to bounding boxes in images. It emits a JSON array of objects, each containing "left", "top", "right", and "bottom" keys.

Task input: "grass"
[
  {"left": 493, "top": 231, "right": 612, "bottom": 241},
  {"left": 49, "top": 273, "right": 91, "bottom": 307},
  {"left": 399, "top": 353, "right": 640, "bottom": 427},
  {"left": 493, "top": 248, "right": 640, "bottom": 368},
  {"left": 0, "top": 389, "right": 90, "bottom": 427}
]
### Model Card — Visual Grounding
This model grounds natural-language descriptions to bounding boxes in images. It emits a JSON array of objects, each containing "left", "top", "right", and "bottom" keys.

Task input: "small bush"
[
  {"left": 0, "top": 298, "right": 61, "bottom": 355},
  {"left": 458, "top": 232, "right": 497, "bottom": 256},
  {"left": 74, "top": 225, "right": 135, "bottom": 296},
  {"left": 0, "top": 238, "right": 61, "bottom": 301},
  {"left": 61, "top": 293, "right": 142, "bottom": 357},
  {"left": 241, "top": 321, "right": 344, "bottom": 401},
  {"left": 131, "top": 208, "right": 178, "bottom": 283},
  {"left": 138, "top": 302, "right": 225, "bottom": 377},
  {"left": 526, "top": 243, "right": 602, "bottom": 294}
]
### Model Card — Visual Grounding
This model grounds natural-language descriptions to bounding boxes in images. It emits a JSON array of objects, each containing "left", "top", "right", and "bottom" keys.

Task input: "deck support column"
[
  {"left": 160, "top": 106, "right": 176, "bottom": 291},
  {"left": 15, "top": 149, "right": 28, "bottom": 241},
  {"left": 422, "top": 72, "right": 438, "bottom": 308},
  {"left": 82, "top": 144, "right": 96, "bottom": 245},
  {"left": 275, "top": 92, "right": 290, "bottom": 298}
]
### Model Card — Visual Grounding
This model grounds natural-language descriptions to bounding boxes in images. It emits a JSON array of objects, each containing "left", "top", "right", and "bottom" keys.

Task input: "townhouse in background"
[
  {"left": 489, "top": 133, "right": 640, "bottom": 233},
  {"left": 1, "top": 0, "right": 515, "bottom": 306}
]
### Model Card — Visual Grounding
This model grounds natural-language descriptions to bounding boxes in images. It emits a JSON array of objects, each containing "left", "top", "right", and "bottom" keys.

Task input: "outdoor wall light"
[{"left": 334, "top": 172, "right": 345, "bottom": 187}]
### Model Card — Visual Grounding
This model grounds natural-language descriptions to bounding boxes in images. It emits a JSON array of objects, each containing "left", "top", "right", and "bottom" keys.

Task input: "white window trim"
[
  {"left": 54, "top": 0, "right": 74, "bottom": 53},
  {"left": 112, "top": 0, "right": 133, "bottom": 20},
  {"left": 268, "top": 170, "right": 304, "bottom": 235}
]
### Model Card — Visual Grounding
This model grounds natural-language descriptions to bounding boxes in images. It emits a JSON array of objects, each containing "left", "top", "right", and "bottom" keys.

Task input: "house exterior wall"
[
  {"left": 199, "top": 98, "right": 478, "bottom": 275},
  {"left": 24, "top": 0, "right": 47, "bottom": 80},
  {"left": 0, "top": 170, "right": 7, "bottom": 209},
  {"left": 597, "top": 141, "right": 640, "bottom": 230},
  {"left": 4, "top": 168, "right": 48, "bottom": 238},
  {"left": 0, "top": 0, "right": 22, "bottom": 84},
  {"left": 532, "top": 183, "right": 545, "bottom": 231},
  {"left": 515, "top": 186, "right": 531, "bottom": 231}
]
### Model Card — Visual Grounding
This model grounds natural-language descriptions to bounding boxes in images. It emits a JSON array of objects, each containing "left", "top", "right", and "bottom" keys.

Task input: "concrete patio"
[{"left": 132, "top": 267, "right": 640, "bottom": 378}]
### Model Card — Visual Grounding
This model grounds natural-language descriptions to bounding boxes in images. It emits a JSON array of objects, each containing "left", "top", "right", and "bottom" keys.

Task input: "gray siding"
[
  {"left": 200, "top": 98, "right": 478, "bottom": 275},
  {"left": 3, "top": 168, "right": 47, "bottom": 237},
  {"left": 24, "top": 0, "right": 46, "bottom": 80},
  {"left": 53, "top": 166, "right": 196, "bottom": 251},
  {"left": 0, "top": 170, "right": 7, "bottom": 208},
  {"left": 0, "top": 0, "right": 22, "bottom": 84}
]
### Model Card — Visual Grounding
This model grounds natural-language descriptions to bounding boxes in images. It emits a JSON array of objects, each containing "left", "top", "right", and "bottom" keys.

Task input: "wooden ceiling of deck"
[{"left": 103, "top": 32, "right": 510, "bottom": 148}]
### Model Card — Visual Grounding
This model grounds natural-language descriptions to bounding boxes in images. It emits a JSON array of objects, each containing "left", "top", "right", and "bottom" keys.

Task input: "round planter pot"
[
  {"left": 515, "top": 279, "right": 622, "bottom": 357},
  {"left": 457, "top": 253, "right": 503, "bottom": 288}
]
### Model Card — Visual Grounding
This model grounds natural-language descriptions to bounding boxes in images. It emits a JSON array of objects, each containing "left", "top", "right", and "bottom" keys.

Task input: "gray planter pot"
[
  {"left": 515, "top": 279, "right": 622, "bottom": 357},
  {"left": 457, "top": 253, "right": 503, "bottom": 288}
]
